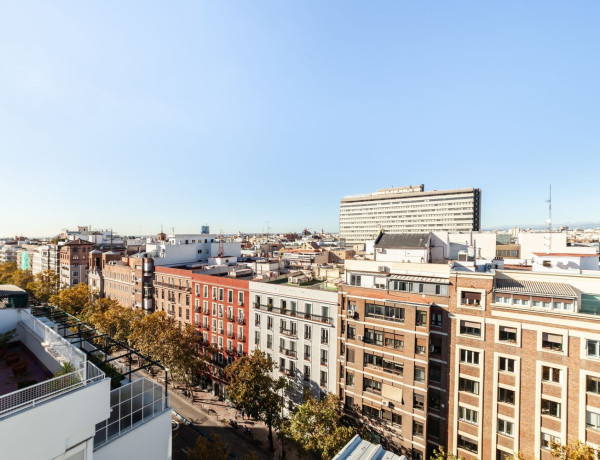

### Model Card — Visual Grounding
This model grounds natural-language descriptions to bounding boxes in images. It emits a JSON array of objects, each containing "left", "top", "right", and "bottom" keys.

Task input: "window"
[
  {"left": 364, "top": 353, "right": 383, "bottom": 367},
  {"left": 415, "top": 338, "right": 427, "bottom": 355},
  {"left": 304, "top": 325, "right": 312, "bottom": 340},
  {"left": 255, "top": 314, "right": 260, "bottom": 326},
  {"left": 413, "top": 393, "right": 424, "bottom": 410},
  {"left": 541, "top": 399, "right": 561, "bottom": 417},
  {"left": 459, "top": 377, "right": 479, "bottom": 395},
  {"left": 587, "top": 376, "right": 600, "bottom": 394},
  {"left": 346, "top": 348, "right": 355, "bottom": 363},
  {"left": 499, "top": 326, "right": 517, "bottom": 343},
  {"left": 228, "top": 290, "right": 233, "bottom": 303},
  {"left": 429, "top": 337, "right": 442, "bottom": 355},
  {"left": 581, "top": 294, "right": 600, "bottom": 315},
  {"left": 587, "top": 340, "right": 600, "bottom": 358},
  {"left": 541, "top": 432, "right": 560, "bottom": 450},
  {"left": 542, "top": 366, "right": 561, "bottom": 383},
  {"left": 461, "top": 291, "right": 482, "bottom": 306},
  {"left": 347, "top": 325, "right": 356, "bottom": 340},
  {"left": 344, "top": 395, "right": 354, "bottom": 409},
  {"left": 457, "top": 435, "right": 478, "bottom": 453},
  {"left": 460, "top": 320, "right": 481, "bottom": 337},
  {"left": 304, "top": 344, "right": 311, "bottom": 360},
  {"left": 345, "top": 372, "right": 354, "bottom": 386},
  {"left": 382, "top": 359, "right": 403, "bottom": 375},
  {"left": 320, "top": 349, "right": 328, "bottom": 366},
  {"left": 587, "top": 411, "right": 600, "bottom": 430},
  {"left": 431, "top": 312, "right": 442, "bottom": 327},
  {"left": 553, "top": 301, "right": 572, "bottom": 311},
  {"left": 254, "top": 331, "right": 260, "bottom": 346},
  {"left": 364, "top": 329, "right": 383, "bottom": 346},
  {"left": 499, "top": 357, "right": 515, "bottom": 373},
  {"left": 542, "top": 333, "right": 563, "bottom": 351},
  {"left": 362, "top": 405, "right": 379, "bottom": 419},
  {"left": 267, "top": 316, "right": 273, "bottom": 330},
  {"left": 365, "top": 303, "right": 405, "bottom": 322},
  {"left": 321, "top": 328, "right": 329, "bottom": 345},
  {"left": 412, "top": 421, "right": 424, "bottom": 438},
  {"left": 416, "top": 310, "right": 427, "bottom": 327},
  {"left": 266, "top": 335, "right": 273, "bottom": 349},
  {"left": 497, "top": 418, "right": 514, "bottom": 437},
  {"left": 382, "top": 410, "right": 402, "bottom": 426},
  {"left": 428, "top": 390, "right": 441, "bottom": 410},
  {"left": 384, "top": 336, "right": 404, "bottom": 350},
  {"left": 218, "top": 288, "right": 224, "bottom": 301},
  {"left": 460, "top": 349, "right": 480, "bottom": 365},
  {"left": 458, "top": 406, "right": 478, "bottom": 425},
  {"left": 498, "top": 387, "right": 515, "bottom": 404},
  {"left": 414, "top": 367, "right": 425, "bottom": 383},
  {"left": 350, "top": 274, "right": 361, "bottom": 286}
]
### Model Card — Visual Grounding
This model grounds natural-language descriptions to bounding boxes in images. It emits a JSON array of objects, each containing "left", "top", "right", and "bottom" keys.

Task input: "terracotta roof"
[
  {"left": 533, "top": 252, "right": 598, "bottom": 258},
  {"left": 494, "top": 278, "right": 577, "bottom": 298},
  {"left": 63, "top": 238, "right": 94, "bottom": 246}
]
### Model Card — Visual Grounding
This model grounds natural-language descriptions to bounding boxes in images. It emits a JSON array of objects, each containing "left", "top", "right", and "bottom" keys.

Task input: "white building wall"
[
  {"left": 249, "top": 281, "right": 338, "bottom": 415},
  {"left": 94, "top": 409, "right": 172, "bottom": 460}
]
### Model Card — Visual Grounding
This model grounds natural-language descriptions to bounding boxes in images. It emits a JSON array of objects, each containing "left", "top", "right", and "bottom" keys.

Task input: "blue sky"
[{"left": 1, "top": 1, "right": 599, "bottom": 237}]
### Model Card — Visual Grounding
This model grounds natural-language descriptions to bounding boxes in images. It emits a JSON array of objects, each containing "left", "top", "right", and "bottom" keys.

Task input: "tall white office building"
[{"left": 339, "top": 185, "right": 481, "bottom": 248}]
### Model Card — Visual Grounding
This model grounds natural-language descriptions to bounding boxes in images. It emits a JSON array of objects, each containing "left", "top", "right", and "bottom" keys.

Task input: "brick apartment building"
[
  {"left": 101, "top": 255, "right": 154, "bottom": 310},
  {"left": 59, "top": 239, "right": 95, "bottom": 288},
  {"left": 154, "top": 266, "right": 250, "bottom": 397},
  {"left": 338, "top": 259, "right": 451, "bottom": 459},
  {"left": 447, "top": 269, "right": 600, "bottom": 459}
]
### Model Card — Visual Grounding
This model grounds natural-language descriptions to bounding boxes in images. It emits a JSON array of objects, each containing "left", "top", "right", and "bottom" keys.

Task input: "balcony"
[
  {"left": 226, "top": 314, "right": 234, "bottom": 321},
  {"left": 155, "top": 281, "right": 191, "bottom": 293},
  {"left": 237, "top": 317, "right": 246, "bottom": 325},
  {"left": 279, "top": 347, "right": 297, "bottom": 358},
  {"left": 226, "top": 331, "right": 235, "bottom": 339},
  {"left": 256, "top": 304, "right": 333, "bottom": 325},
  {"left": 238, "top": 335, "right": 246, "bottom": 343},
  {"left": 280, "top": 328, "right": 297, "bottom": 338},
  {"left": 320, "top": 359, "right": 328, "bottom": 366}
]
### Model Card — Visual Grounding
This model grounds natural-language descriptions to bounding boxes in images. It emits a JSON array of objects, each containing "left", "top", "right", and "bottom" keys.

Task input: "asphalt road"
[{"left": 169, "top": 389, "right": 272, "bottom": 460}]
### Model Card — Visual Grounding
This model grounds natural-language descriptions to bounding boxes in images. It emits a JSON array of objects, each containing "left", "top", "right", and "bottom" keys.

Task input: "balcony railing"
[
  {"left": 255, "top": 303, "right": 333, "bottom": 325},
  {"left": 279, "top": 347, "right": 297, "bottom": 358},
  {"left": 280, "top": 328, "right": 298, "bottom": 338},
  {"left": 238, "top": 335, "right": 246, "bottom": 343},
  {"left": 155, "top": 281, "right": 191, "bottom": 292},
  {"left": 237, "top": 317, "right": 246, "bottom": 325},
  {"left": 227, "top": 315, "right": 234, "bottom": 321},
  {"left": 227, "top": 331, "right": 235, "bottom": 338},
  {"left": 0, "top": 361, "right": 104, "bottom": 420},
  {"left": 320, "top": 359, "right": 328, "bottom": 366}
]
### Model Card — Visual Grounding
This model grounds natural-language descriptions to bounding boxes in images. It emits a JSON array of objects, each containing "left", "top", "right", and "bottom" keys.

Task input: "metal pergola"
[{"left": 30, "top": 306, "right": 168, "bottom": 396}]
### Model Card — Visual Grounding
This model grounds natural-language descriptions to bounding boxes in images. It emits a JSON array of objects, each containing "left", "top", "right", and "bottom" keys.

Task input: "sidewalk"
[{"left": 144, "top": 370, "right": 301, "bottom": 459}]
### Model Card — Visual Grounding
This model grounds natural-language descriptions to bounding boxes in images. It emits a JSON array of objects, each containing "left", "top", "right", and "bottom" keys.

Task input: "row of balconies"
[{"left": 255, "top": 302, "right": 333, "bottom": 325}]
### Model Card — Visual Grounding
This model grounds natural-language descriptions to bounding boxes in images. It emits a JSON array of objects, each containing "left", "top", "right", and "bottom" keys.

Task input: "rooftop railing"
[{"left": 0, "top": 361, "right": 105, "bottom": 420}]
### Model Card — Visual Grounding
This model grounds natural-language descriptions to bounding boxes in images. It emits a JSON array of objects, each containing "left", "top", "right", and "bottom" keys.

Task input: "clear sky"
[{"left": 1, "top": 1, "right": 599, "bottom": 237}]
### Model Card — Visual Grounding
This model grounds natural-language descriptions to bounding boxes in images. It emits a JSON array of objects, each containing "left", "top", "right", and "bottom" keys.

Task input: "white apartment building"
[
  {"left": 340, "top": 185, "right": 481, "bottom": 249},
  {"left": 249, "top": 280, "right": 338, "bottom": 414},
  {"left": 0, "top": 307, "right": 171, "bottom": 460},
  {"left": 32, "top": 244, "right": 60, "bottom": 275},
  {"left": 0, "top": 244, "right": 18, "bottom": 263},
  {"left": 144, "top": 233, "right": 241, "bottom": 267}
]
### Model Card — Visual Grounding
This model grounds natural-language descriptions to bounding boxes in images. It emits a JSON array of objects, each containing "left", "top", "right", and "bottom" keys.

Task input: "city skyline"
[{"left": 2, "top": 1, "right": 600, "bottom": 236}]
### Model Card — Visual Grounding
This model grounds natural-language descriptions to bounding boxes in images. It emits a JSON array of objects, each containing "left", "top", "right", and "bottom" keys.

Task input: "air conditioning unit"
[
  {"left": 382, "top": 400, "right": 389, "bottom": 407},
  {"left": 378, "top": 266, "right": 389, "bottom": 273},
  {"left": 348, "top": 310, "right": 357, "bottom": 319},
  {"left": 357, "top": 335, "right": 364, "bottom": 342}
]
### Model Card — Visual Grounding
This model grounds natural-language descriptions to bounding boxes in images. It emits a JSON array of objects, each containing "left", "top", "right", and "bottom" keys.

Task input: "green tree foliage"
[
  {"left": 283, "top": 393, "right": 354, "bottom": 460},
  {"left": 49, "top": 282, "right": 92, "bottom": 315},
  {"left": 27, "top": 270, "right": 60, "bottom": 303},
  {"left": 9, "top": 269, "right": 33, "bottom": 291},
  {"left": 225, "top": 349, "right": 286, "bottom": 451}
]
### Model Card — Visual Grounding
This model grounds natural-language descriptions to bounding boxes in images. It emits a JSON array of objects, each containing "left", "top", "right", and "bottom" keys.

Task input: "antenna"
[
  {"left": 544, "top": 185, "right": 552, "bottom": 254},
  {"left": 218, "top": 229, "right": 224, "bottom": 257}
]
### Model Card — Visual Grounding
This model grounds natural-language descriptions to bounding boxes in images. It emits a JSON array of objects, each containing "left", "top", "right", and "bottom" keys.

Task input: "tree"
[
  {"left": 49, "top": 283, "right": 92, "bottom": 315},
  {"left": 225, "top": 349, "right": 286, "bottom": 452},
  {"left": 10, "top": 269, "right": 33, "bottom": 291},
  {"left": 0, "top": 262, "right": 18, "bottom": 284},
  {"left": 27, "top": 270, "right": 60, "bottom": 303},
  {"left": 188, "top": 435, "right": 258, "bottom": 460},
  {"left": 550, "top": 440, "right": 599, "bottom": 460},
  {"left": 283, "top": 393, "right": 354, "bottom": 460},
  {"left": 430, "top": 448, "right": 466, "bottom": 460}
]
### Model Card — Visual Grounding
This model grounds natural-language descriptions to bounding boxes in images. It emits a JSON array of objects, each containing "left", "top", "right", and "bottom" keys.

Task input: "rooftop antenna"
[
  {"left": 545, "top": 185, "right": 552, "bottom": 254},
  {"left": 218, "top": 229, "right": 224, "bottom": 257}
]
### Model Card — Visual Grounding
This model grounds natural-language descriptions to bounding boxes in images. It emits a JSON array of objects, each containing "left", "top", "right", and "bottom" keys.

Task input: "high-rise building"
[{"left": 339, "top": 185, "right": 481, "bottom": 249}]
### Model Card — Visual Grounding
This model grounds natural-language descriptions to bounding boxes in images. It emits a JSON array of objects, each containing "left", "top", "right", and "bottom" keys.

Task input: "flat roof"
[
  {"left": 494, "top": 278, "right": 577, "bottom": 298},
  {"left": 341, "top": 187, "right": 479, "bottom": 204}
]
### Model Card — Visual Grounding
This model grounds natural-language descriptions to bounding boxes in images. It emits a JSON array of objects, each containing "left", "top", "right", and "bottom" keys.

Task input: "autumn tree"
[
  {"left": 0, "top": 262, "right": 18, "bottom": 284},
  {"left": 188, "top": 435, "right": 258, "bottom": 460},
  {"left": 283, "top": 393, "right": 354, "bottom": 460},
  {"left": 225, "top": 349, "right": 286, "bottom": 452},
  {"left": 430, "top": 447, "right": 465, "bottom": 460},
  {"left": 27, "top": 270, "right": 60, "bottom": 303},
  {"left": 49, "top": 283, "right": 92, "bottom": 315},
  {"left": 10, "top": 269, "right": 34, "bottom": 291},
  {"left": 550, "top": 440, "right": 599, "bottom": 460}
]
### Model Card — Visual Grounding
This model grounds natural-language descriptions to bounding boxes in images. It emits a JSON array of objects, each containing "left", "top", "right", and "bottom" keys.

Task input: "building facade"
[
  {"left": 447, "top": 269, "right": 600, "bottom": 459},
  {"left": 102, "top": 255, "right": 154, "bottom": 310},
  {"left": 250, "top": 280, "right": 338, "bottom": 415},
  {"left": 339, "top": 185, "right": 481, "bottom": 248},
  {"left": 59, "top": 239, "right": 95, "bottom": 288},
  {"left": 338, "top": 259, "right": 451, "bottom": 459}
]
